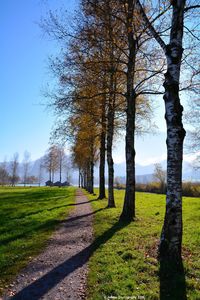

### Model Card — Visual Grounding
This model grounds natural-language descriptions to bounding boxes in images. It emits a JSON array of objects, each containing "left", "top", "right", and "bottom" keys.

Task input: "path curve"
[{"left": 3, "top": 189, "right": 93, "bottom": 300}]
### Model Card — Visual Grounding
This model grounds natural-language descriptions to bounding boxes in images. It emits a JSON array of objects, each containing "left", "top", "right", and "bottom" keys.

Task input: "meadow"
[
  {"left": 0, "top": 186, "right": 75, "bottom": 292},
  {"left": 0, "top": 186, "right": 199, "bottom": 299},
  {"left": 86, "top": 189, "right": 200, "bottom": 300}
]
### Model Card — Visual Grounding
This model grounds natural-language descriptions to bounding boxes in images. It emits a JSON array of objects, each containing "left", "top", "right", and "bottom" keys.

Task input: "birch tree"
[{"left": 135, "top": 0, "right": 200, "bottom": 266}]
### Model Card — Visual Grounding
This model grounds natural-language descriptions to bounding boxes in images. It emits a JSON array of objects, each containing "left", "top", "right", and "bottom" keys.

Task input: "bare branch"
[
  {"left": 135, "top": 0, "right": 167, "bottom": 52},
  {"left": 184, "top": 5, "right": 200, "bottom": 12}
]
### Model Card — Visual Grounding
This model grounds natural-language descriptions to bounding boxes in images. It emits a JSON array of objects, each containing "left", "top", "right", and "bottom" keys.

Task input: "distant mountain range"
[
  {"left": 2, "top": 157, "right": 199, "bottom": 185},
  {"left": 1, "top": 156, "right": 74, "bottom": 185},
  {"left": 112, "top": 160, "right": 200, "bottom": 183}
]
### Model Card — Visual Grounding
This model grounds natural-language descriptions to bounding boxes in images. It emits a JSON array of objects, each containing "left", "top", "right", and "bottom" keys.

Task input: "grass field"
[
  {"left": 86, "top": 189, "right": 200, "bottom": 300},
  {"left": 0, "top": 186, "right": 75, "bottom": 293},
  {"left": 0, "top": 187, "right": 199, "bottom": 299}
]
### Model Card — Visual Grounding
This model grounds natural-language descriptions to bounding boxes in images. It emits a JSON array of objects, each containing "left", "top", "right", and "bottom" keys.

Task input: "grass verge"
[
  {"left": 85, "top": 189, "right": 200, "bottom": 300},
  {"left": 0, "top": 186, "right": 76, "bottom": 293}
]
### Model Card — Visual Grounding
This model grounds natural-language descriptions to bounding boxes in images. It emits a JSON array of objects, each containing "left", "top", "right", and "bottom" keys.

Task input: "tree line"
[
  {"left": 0, "top": 145, "right": 71, "bottom": 187},
  {"left": 42, "top": 0, "right": 200, "bottom": 280},
  {"left": 0, "top": 152, "right": 36, "bottom": 186}
]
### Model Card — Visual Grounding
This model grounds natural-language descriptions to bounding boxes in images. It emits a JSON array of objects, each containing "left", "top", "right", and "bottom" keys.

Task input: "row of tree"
[
  {"left": 0, "top": 145, "right": 71, "bottom": 186},
  {"left": 43, "top": 0, "right": 200, "bottom": 276},
  {"left": 0, "top": 152, "right": 36, "bottom": 186}
]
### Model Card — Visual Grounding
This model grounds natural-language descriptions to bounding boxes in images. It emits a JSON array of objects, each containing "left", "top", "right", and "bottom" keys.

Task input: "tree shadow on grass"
[
  {"left": 0, "top": 208, "right": 105, "bottom": 248},
  {"left": 62, "top": 207, "right": 105, "bottom": 224},
  {"left": 0, "top": 204, "right": 74, "bottom": 236},
  {"left": 0, "top": 219, "right": 61, "bottom": 248},
  {"left": 8, "top": 204, "right": 74, "bottom": 221},
  {"left": 159, "top": 258, "right": 187, "bottom": 300},
  {"left": 73, "top": 198, "right": 101, "bottom": 205},
  {"left": 10, "top": 220, "right": 130, "bottom": 300},
  {"left": 0, "top": 189, "right": 75, "bottom": 206}
]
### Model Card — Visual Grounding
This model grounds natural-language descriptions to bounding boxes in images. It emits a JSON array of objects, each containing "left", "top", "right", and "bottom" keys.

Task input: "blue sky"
[
  {"left": 0, "top": 1, "right": 194, "bottom": 166},
  {"left": 0, "top": 0, "right": 77, "bottom": 162}
]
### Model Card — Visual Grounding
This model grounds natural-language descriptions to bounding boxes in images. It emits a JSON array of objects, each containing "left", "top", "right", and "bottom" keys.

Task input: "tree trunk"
[
  {"left": 107, "top": 104, "right": 115, "bottom": 207},
  {"left": 120, "top": 0, "right": 136, "bottom": 222},
  {"left": 59, "top": 159, "right": 62, "bottom": 183},
  {"left": 83, "top": 169, "right": 86, "bottom": 189},
  {"left": 87, "top": 163, "right": 91, "bottom": 193},
  {"left": 106, "top": 2, "right": 116, "bottom": 208},
  {"left": 81, "top": 172, "right": 83, "bottom": 188},
  {"left": 90, "top": 160, "right": 94, "bottom": 194},
  {"left": 98, "top": 129, "right": 106, "bottom": 199},
  {"left": 159, "top": 55, "right": 186, "bottom": 265},
  {"left": 86, "top": 166, "right": 90, "bottom": 192},
  {"left": 159, "top": 0, "right": 186, "bottom": 266},
  {"left": 49, "top": 170, "right": 51, "bottom": 182},
  {"left": 78, "top": 168, "right": 81, "bottom": 188},
  {"left": 98, "top": 97, "right": 106, "bottom": 199},
  {"left": 107, "top": 74, "right": 115, "bottom": 208},
  {"left": 120, "top": 94, "right": 136, "bottom": 221}
]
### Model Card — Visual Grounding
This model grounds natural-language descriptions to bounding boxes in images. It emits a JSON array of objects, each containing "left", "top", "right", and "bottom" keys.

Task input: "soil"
[{"left": 3, "top": 189, "right": 94, "bottom": 300}]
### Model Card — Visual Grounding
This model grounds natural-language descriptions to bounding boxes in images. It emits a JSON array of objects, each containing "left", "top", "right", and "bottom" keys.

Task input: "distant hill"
[
  {"left": 112, "top": 160, "right": 200, "bottom": 183},
  {"left": 1, "top": 157, "right": 199, "bottom": 186}
]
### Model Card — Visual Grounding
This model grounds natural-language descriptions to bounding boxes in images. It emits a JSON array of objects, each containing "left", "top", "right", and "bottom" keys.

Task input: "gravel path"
[{"left": 3, "top": 189, "right": 94, "bottom": 300}]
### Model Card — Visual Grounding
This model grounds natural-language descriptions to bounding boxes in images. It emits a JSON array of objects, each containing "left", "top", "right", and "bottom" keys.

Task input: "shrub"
[
  {"left": 182, "top": 182, "right": 200, "bottom": 197},
  {"left": 136, "top": 181, "right": 200, "bottom": 197}
]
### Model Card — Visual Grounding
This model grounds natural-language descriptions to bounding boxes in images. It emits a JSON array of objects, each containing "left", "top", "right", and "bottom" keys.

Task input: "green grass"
[
  {"left": 0, "top": 186, "right": 76, "bottom": 293},
  {"left": 86, "top": 189, "right": 200, "bottom": 300}
]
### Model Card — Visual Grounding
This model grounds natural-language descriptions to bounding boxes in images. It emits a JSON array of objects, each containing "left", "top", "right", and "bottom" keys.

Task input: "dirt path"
[{"left": 3, "top": 189, "right": 94, "bottom": 300}]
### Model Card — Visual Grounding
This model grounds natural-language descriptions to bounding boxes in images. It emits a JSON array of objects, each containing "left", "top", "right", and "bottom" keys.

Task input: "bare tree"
[
  {"left": 153, "top": 163, "right": 166, "bottom": 193},
  {"left": 57, "top": 145, "right": 65, "bottom": 184},
  {"left": 0, "top": 158, "right": 9, "bottom": 185},
  {"left": 0, "top": 167, "right": 9, "bottom": 185},
  {"left": 37, "top": 159, "right": 44, "bottom": 187},
  {"left": 22, "top": 151, "right": 31, "bottom": 186},
  {"left": 10, "top": 153, "right": 19, "bottom": 186},
  {"left": 43, "top": 145, "right": 59, "bottom": 183}
]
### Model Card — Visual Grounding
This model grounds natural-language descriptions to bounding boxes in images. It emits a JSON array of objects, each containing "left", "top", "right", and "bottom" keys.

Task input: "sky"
[
  {"left": 0, "top": 0, "right": 195, "bottom": 166},
  {"left": 0, "top": 0, "right": 77, "bottom": 162}
]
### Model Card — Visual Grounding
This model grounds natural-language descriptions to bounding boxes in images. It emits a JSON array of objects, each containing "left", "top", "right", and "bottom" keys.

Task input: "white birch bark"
[
  {"left": 159, "top": 0, "right": 186, "bottom": 265},
  {"left": 136, "top": 0, "right": 186, "bottom": 264}
]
